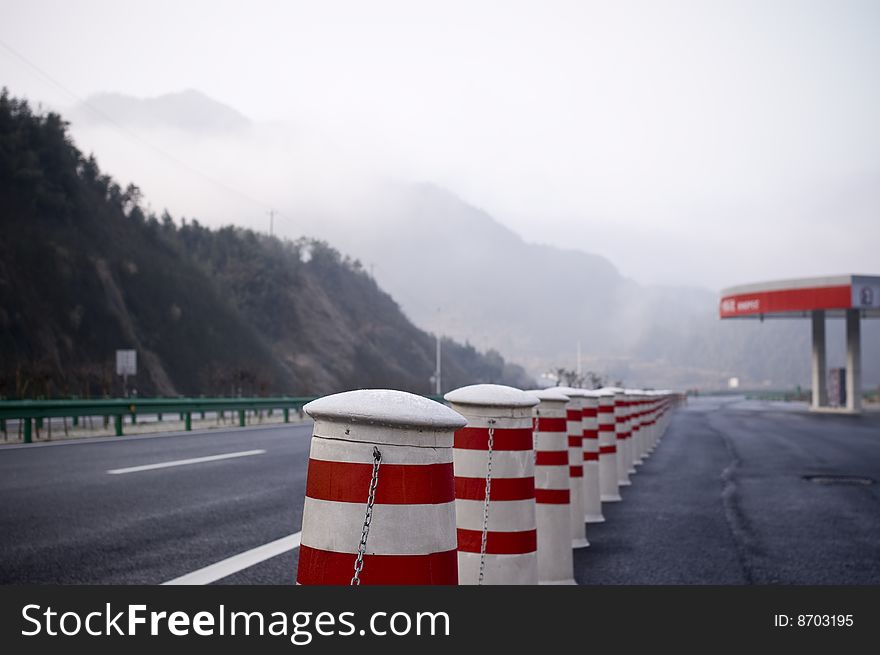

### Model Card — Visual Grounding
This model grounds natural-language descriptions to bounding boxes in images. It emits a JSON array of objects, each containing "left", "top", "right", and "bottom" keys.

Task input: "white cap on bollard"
[
  {"left": 445, "top": 384, "right": 540, "bottom": 585},
  {"left": 298, "top": 389, "right": 466, "bottom": 585},
  {"left": 445, "top": 384, "right": 540, "bottom": 410}
]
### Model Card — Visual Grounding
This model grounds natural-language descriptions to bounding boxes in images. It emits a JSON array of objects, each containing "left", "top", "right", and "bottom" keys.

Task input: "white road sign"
[{"left": 116, "top": 349, "right": 137, "bottom": 376}]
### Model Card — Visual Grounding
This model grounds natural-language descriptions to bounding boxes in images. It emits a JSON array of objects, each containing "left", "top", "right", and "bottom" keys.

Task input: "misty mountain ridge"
[{"left": 70, "top": 89, "right": 251, "bottom": 133}]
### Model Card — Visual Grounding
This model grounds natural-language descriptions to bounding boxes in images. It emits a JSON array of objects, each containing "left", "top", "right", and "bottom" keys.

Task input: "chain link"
[
  {"left": 532, "top": 414, "right": 539, "bottom": 464},
  {"left": 478, "top": 420, "right": 495, "bottom": 585},
  {"left": 351, "top": 445, "right": 382, "bottom": 586}
]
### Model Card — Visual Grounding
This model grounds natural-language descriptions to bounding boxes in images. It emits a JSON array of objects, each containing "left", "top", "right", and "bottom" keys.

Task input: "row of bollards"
[{"left": 296, "top": 384, "right": 684, "bottom": 585}]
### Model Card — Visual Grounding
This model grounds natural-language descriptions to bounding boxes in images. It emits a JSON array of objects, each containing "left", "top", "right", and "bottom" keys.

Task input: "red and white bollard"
[
  {"left": 647, "top": 391, "right": 663, "bottom": 452},
  {"left": 644, "top": 393, "right": 655, "bottom": 460},
  {"left": 656, "top": 392, "right": 669, "bottom": 441},
  {"left": 628, "top": 391, "right": 641, "bottom": 467},
  {"left": 530, "top": 389, "right": 576, "bottom": 584},
  {"left": 549, "top": 387, "right": 590, "bottom": 549},
  {"left": 648, "top": 391, "right": 661, "bottom": 453},
  {"left": 298, "top": 389, "right": 466, "bottom": 585},
  {"left": 614, "top": 389, "right": 632, "bottom": 487},
  {"left": 626, "top": 389, "right": 643, "bottom": 475},
  {"left": 445, "top": 384, "right": 540, "bottom": 585},
  {"left": 658, "top": 391, "right": 681, "bottom": 438},
  {"left": 597, "top": 390, "right": 622, "bottom": 502},
  {"left": 663, "top": 392, "right": 680, "bottom": 438},
  {"left": 581, "top": 391, "right": 605, "bottom": 523},
  {"left": 638, "top": 392, "right": 652, "bottom": 462}
]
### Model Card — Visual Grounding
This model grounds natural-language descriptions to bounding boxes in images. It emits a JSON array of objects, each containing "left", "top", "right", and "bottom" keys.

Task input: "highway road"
[
  {"left": 0, "top": 424, "right": 311, "bottom": 584},
  {"left": 1, "top": 396, "right": 878, "bottom": 584}
]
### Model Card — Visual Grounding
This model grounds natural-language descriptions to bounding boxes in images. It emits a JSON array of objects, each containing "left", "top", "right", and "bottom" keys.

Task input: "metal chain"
[
  {"left": 532, "top": 414, "right": 539, "bottom": 464},
  {"left": 351, "top": 446, "right": 382, "bottom": 586},
  {"left": 478, "top": 420, "right": 496, "bottom": 585}
]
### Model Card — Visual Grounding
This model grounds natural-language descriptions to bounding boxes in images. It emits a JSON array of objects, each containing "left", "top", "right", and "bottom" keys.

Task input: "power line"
[{"left": 0, "top": 38, "right": 291, "bottom": 224}]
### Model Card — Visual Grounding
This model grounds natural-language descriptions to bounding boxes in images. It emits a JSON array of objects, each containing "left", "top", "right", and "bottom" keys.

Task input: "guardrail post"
[
  {"left": 158, "top": 413, "right": 163, "bottom": 421},
  {"left": 131, "top": 412, "right": 137, "bottom": 425},
  {"left": 185, "top": 412, "right": 192, "bottom": 431},
  {"left": 1, "top": 418, "right": 6, "bottom": 435},
  {"left": 23, "top": 418, "right": 32, "bottom": 444},
  {"left": 200, "top": 410, "right": 205, "bottom": 420},
  {"left": 114, "top": 415, "right": 123, "bottom": 437},
  {"left": 72, "top": 416, "right": 78, "bottom": 427},
  {"left": 283, "top": 407, "right": 289, "bottom": 423},
  {"left": 238, "top": 409, "right": 245, "bottom": 427},
  {"left": 36, "top": 417, "right": 43, "bottom": 430}
]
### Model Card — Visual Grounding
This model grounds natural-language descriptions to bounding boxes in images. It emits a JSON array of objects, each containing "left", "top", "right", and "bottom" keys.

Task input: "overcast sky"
[{"left": 2, "top": 0, "right": 879, "bottom": 290}]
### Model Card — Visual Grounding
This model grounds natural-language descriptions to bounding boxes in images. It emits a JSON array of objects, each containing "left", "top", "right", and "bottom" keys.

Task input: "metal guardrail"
[
  {"left": 0, "top": 397, "right": 318, "bottom": 442},
  {"left": 0, "top": 394, "right": 449, "bottom": 443}
]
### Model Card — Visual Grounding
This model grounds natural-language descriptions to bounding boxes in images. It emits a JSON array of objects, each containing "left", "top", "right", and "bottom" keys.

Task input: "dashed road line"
[
  {"left": 162, "top": 532, "right": 302, "bottom": 585},
  {"left": 107, "top": 449, "right": 266, "bottom": 474}
]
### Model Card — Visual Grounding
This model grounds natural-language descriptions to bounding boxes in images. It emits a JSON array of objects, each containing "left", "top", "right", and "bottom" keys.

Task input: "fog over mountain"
[
  {"left": 6, "top": 1, "right": 880, "bottom": 290},
  {"left": 70, "top": 89, "right": 251, "bottom": 133},
  {"left": 62, "top": 89, "right": 878, "bottom": 390},
  {"left": 296, "top": 181, "right": 879, "bottom": 390}
]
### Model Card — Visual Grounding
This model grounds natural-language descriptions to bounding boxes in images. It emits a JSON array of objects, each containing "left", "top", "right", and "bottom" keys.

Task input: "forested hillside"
[{"left": 0, "top": 90, "right": 532, "bottom": 398}]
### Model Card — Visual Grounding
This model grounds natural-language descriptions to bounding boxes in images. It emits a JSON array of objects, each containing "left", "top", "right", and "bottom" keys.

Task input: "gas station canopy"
[
  {"left": 719, "top": 274, "right": 879, "bottom": 414},
  {"left": 720, "top": 274, "right": 880, "bottom": 319}
]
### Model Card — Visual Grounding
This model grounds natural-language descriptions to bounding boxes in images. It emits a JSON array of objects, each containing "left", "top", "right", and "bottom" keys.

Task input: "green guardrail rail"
[
  {"left": 0, "top": 394, "right": 449, "bottom": 443},
  {"left": 0, "top": 397, "right": 319, "bottom": 443}
]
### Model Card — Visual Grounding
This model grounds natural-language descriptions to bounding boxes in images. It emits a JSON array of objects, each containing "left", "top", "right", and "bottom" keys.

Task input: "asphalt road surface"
[
  {"left": 578, "top": 396, "right": 880, "bottom": 584},
  {"left": 1, "top": 396, "right": 878, "bottom": 584},
  {"left": 0, "top": 424, "right": 310, "bottom": 584}
]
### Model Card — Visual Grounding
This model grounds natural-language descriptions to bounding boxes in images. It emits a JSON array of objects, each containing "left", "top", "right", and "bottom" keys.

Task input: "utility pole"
[
  {"left": 435, "top": 333, "right": 442, "bottom": 395},
  {"left": 577, "top": 340, "right": 582, "bottom": 378},
  {"left": 432, "top": 306, "right": 443, "bottom": 395},
  {"left": 267, "top": 209, "right": 275, "bottom": 237}
]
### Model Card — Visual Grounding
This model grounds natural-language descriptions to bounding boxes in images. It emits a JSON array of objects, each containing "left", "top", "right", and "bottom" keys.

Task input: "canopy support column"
[
  {"left": 811, "top": 310, "right": 827, "bottom": 409},
  {"left": 845, "top": 309, "right": 861, "bottom": 413}
]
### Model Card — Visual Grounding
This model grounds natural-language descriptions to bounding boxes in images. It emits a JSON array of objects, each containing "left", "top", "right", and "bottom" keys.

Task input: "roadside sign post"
[{"left": 116, "top": 349, "right": 137, "bottom": 398}]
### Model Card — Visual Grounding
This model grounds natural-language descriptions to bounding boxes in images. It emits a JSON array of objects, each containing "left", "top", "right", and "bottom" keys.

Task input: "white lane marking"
[
  {"left": 107, "top": 449, "right": 266, "bottom": 474},
  {"left": 0, "top": 421, "right": 312, "bottom": 450},
  {"left": 162, "top": 532, "right": 302, "bottom": 585}
]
